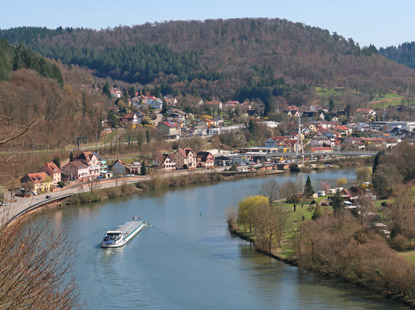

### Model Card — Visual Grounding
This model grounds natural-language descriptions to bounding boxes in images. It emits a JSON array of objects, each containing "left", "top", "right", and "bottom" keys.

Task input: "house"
[
  {"left": 283, "top": 105, "right": 300, "bottom": 118},
  {"left": 335, "top": 125, "right": 353, "bottom": 137},
  {"left": 76, "top": 152, "right": 101, "bottom": 179},
  {"left": 247, "top": 110, "right": 260, "bottom": 119},
  {"left": 356, "top": 108, "right": 376, "bottom": 119},
  {"left": 21, "top": 172, "right": 53, "bottom": 193},
  {"left": 310, "top": 136, "right": 332, "bottom": 148},
  {"left": 122, "top": 112, "right": 139, "bottom": 125},
  {"left": 163, "top": 96, "right": 178, "bottom": 106},
  {"left": 62, "top": 161, "right": 90, "bottom": 181},
  {"left": 109, "top": 88, "right": 122, "bottom": 98},
  {"left": 128, "top": 162, "right": 142, "bottom": 175},
  {"left": 196, "top": 152, "right": 215, "bottom": 169},
  {"left": 172, "top": 148, "right": 197, "bottom": 169},
  {"left": 302, "top": 111, "right": 325, "bottom": 120},
  {"left": 166, "top": 109, "right": 187, "bottom": 123},
  {"left": 264, "top": 136, "right": 289, "bottom": 147},
  {"left": 152, "top": 153, "right": 176, "bottom": 171},
  {"left": 158, "top": 121, "right": 181, "bottom": 138},
  {"left": 148, "top": 98, "right": 163, "bottom": 110},
  {"left": 340, "top": 186, "right": 365, "bottom": 201},
  {"left": 38, "top": 162, "right": 62, "bottom": 185},
  {"left": 111, "top": 159, "right": 131, "bottom": 175},
  {"left": 94, "top": 152, "right": 109, "bottom": 177},
  {"left": 209, "top": 117, "right": 224, "bottom": 127},
  {"left": 206, "top": 100, "right": 223, "bottom": 110}
]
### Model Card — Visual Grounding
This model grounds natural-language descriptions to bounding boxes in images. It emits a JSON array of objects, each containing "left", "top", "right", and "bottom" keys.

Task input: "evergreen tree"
[
  {"left": 248, "top": 119, "right": 255, "bottom": 135},
  {"left": 69, "top": 151, "right": 74, "bottom": 162},
  {"left": 103, "top": 81, "right": 111, "bottom": 98},
  {"left": 140, "top": 162, "right": 147, "bottom": 175},
  {"left": 52, "top": 156, "right": 61, "bottom": 168},
  {"left": 331, "top": 192, "right": 344, "bottom": 212},
  {"left": 329, "top": 99, "right": 334, "bottom": 113},
  {"left": 372, "top": 150, "right": 384, "bottom": 174},
  {"left": 312, "top": 204, "right": 324, "bottom": 220},
  {"left": 304, "top": 176, "right": 314, "bottom": 197}
]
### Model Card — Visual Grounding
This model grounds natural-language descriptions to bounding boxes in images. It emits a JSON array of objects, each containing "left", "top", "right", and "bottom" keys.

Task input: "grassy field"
[
  {"left": 398, "top": 251, "right": 415, "bottom": 264},
  {"left": 369, "top": 93, "right": 405, "bottom": 108}
]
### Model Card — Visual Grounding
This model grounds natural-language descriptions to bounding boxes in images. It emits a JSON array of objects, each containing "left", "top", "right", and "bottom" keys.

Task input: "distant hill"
[
  {"left": 379, "top": 42, "right": 415, "bottom": 69},
  {"left": 0, "top": 38, "right": 63, "bottom": 86},
  {"left": 1, "top": 19, "right": 415, "bottom": 109}
]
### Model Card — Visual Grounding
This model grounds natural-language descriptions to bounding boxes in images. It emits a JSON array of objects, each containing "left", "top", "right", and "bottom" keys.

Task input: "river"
[{"left": 24, "top": 169, "right": 411, "bottom": 309}]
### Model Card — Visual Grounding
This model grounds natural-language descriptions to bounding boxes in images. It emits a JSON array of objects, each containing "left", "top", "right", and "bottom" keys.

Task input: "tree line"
[
  {"left": 2, "top": 18, "right": 415, "bottom": 108},
  {"left": 0, "top": 38, "right": 63, "bottom": 86}
]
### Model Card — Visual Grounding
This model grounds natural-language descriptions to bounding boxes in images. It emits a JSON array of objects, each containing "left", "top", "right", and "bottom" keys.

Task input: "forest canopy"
[{"left": 2, "top": 18, "right": 415, "bottom": 102}]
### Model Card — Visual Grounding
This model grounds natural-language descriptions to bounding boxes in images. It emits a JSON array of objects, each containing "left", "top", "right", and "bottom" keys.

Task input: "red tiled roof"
[
  {"left": 162, "top": 121, "right": 177, "bottom": 128},
  {"left": 26, "top": 172, "right": 49, "bottom": 183},
  {"left": 42, "top": 162, "right": 62, "bottom": 174}
]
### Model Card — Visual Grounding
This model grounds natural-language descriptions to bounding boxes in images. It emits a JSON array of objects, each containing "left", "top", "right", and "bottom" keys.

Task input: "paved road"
[{"left": 0, "top": 168, "right": 225, "bottom": 227}]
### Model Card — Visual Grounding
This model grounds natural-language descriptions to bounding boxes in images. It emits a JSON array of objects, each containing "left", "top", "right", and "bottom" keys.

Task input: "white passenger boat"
[{"left": 101, "top": 216, "right": 147, "bottom": 248}]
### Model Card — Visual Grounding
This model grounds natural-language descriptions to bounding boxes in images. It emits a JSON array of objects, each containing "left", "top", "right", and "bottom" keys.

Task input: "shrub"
[{"left": 390, "top": 234, "right": 411, "bottom": 251}]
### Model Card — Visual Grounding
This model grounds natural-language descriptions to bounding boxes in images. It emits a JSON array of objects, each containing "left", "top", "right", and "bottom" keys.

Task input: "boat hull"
[{"left": 101, "top": 220, "right": 147, "bottom": 248}]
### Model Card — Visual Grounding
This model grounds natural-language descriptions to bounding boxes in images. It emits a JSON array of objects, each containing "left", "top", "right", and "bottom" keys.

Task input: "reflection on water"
[{"left": 24, "top": 169, "right": 410, "bottom": 309}]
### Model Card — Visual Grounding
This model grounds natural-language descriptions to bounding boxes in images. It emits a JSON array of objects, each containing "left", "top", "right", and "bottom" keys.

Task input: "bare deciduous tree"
[
  {"left": 279, "top": 179, "right": 303, "bottom": 212},
  {"left": 260, "top": 179, "right": 279, "bottom": 206}
]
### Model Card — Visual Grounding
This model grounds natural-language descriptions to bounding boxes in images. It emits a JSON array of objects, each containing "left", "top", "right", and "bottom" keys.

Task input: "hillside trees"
[
  {"left": 0, "top": 113, "right": 79, "bottom": 309},
  {"left": 2, "top": 19, "right": 414, "bottom": 103}
]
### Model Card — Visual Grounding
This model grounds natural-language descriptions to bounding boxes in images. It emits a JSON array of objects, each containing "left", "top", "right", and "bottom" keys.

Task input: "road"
[{"left": 0, "top": 168, "right": 226, "bottom": 227}]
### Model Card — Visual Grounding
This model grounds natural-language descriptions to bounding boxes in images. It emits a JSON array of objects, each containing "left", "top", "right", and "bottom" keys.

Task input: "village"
[{"left": 11, "top": 86, "right": 414, "bottom": 213}]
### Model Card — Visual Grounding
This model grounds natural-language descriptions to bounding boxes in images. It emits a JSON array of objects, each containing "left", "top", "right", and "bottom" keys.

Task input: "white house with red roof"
[
  {"left": 122, "top": 112, "right": 139, "bottom": 125},
  {"left": 110, "top": 88, "right": 122, "bottom": 98},
  {"left": 39, "top": 162, "right": 62, "bottom": 185}
]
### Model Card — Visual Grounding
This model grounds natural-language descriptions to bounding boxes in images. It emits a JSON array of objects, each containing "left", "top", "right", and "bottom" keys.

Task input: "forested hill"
[
  {"left": 380, "top": 42, "right": 415, "bottom": 69},
  {"left": 1, "top": 18, "right": 415, "bottom": 100},
  {"left": 0, "top": 38, "right": 63, "bottom": 86}
]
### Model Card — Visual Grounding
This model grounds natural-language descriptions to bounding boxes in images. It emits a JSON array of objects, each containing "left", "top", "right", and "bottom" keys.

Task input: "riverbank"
[
  {"left": 228, "top": 211, "right": 415, "bottom": 308},
  {"left": 3, "top": 167, "right": 285, "bottom": 227}
]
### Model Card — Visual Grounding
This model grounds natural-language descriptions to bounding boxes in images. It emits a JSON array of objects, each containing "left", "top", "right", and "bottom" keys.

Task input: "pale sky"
[{"left": 1, "top": 0, "right": 413, "bottom": 48}]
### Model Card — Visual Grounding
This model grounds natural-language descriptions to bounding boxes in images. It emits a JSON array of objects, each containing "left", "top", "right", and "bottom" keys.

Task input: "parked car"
[
  {"left": 1, "top": 201, "right": 9, "bottom": 206},
  {"left": 45, "top": 195, "right": 51, "bottom": 199}
]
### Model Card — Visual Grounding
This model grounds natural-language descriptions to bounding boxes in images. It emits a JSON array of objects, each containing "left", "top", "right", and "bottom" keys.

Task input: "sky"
[{"left": 1, "top": 0, "right": 414, "bottom": 48}]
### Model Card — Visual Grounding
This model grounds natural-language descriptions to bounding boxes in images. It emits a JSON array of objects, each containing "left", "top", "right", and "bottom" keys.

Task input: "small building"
[
  {"left": 111, "top": 159, "right": 131, "bottom": 176},
  {"left": 158, "top": 121, "right": 181, "bottom": 138},
  {"left": 128, "top": 162, "right": 142, "bottom": 175},
  {"left": 196, "top": 152, "right": 215, "bottom": 169},
  {"left": 122, "top": 112, "right": 139, "bottom": 125},
  {"left": 214, "top": 155, "right": 232, "bottom": 167}
]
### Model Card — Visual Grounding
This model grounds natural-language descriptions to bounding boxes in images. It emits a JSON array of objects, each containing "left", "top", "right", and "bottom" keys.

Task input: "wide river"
[{"left": 25, "top": 169, "right": 411, "bottom": 309}]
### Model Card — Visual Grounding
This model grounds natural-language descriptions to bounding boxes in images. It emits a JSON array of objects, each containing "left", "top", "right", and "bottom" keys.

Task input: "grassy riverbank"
[{"left": 229, "top": 204, "right": 415, "bottom": 308}]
